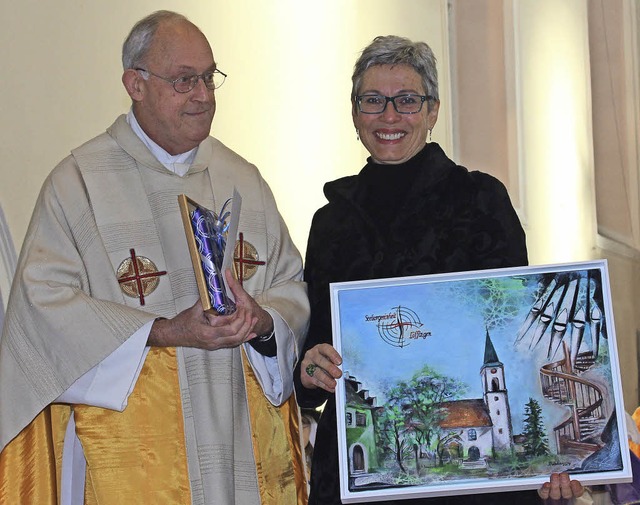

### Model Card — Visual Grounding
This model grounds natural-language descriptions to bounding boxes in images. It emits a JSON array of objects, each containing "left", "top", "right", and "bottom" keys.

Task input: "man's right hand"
[{"left": 148, "top": 300, "right": 258, "bottom": 350}]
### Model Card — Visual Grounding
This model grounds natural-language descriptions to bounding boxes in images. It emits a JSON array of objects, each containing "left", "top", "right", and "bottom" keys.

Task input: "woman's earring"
[
  {"left": 356, "top": 129, "right": 360, "bottom": 141},
  {"left": 429, "top": 129, "right": 432, "bottom": 142}
]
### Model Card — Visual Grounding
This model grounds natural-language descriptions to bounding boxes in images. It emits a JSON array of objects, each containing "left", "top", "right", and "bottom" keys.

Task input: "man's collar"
[{"left": 126, "top": 109, "right": 197, "bottom": 176}]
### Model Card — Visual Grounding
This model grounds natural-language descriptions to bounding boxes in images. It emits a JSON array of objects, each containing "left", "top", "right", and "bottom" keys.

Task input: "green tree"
[
  {"left": 376, "top": 365, "right": 467, "bottom": 472},
  {"left": 375, "top": 403, "right": 411, "bottom": 473},
  {"left": 522, "top": 398, "right": 549, "bottom": 456}
]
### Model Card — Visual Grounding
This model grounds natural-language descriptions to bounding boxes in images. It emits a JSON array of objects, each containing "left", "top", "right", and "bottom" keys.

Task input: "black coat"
[{"left": 295, "top": 143, "right": 541, "bottom": 504}]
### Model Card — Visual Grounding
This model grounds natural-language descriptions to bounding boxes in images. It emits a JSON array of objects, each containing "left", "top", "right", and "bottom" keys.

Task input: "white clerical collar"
[{"left": 126, "top": 109, "right": 197, "bottom": 177}]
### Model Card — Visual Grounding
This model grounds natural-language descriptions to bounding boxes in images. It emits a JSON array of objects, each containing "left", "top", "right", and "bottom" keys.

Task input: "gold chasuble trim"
[
  {"left": 0, "top": 347, "right": 307, "bottom": 505},
  {"left": 0, "top": 348, "right": 190, "bottom": 504},
  {"left": 0, "top": 405, "right": 70, "bottom": 504},
  {"left": 242, "top": 350, "right": 309, "bottom": 505},
  {"left": 74, "top": 347, "right": 190, "bottom": 504}
]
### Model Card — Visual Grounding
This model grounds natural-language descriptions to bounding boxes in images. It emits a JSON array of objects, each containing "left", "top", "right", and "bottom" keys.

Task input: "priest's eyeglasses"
[
  {"left": 135, "top": 68, "right": 227, "bottom": 93},
  {"left": 355, "top": 94, "right": 433, "bottom": 114}
]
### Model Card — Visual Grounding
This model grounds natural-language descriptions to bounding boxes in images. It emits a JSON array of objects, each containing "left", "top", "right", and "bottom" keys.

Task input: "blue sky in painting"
[{"left": 334, "top": 270, "right": 612, "bottom": 439}]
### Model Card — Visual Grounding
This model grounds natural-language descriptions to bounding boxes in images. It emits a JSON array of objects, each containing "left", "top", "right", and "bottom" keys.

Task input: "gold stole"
[
  {"left": 0, "top": 404, "right": 67, "bottom": 504},
  {"left": 0, "top": 348, "right": 191, "bottom": 505},
  {"left": 0, "top": 347, "right": 307, "bottom": 505},
  {"left": 241, "top": 350, "right": 308, "bottom": 505}
]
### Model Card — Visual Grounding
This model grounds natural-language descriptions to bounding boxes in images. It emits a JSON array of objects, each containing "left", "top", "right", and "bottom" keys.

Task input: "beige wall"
[
  {"left": 0, "top": 0, "right": 449, "bottom": 255},
  {"left": 1, "top": 1, "right": 638, "bottom": 409}
]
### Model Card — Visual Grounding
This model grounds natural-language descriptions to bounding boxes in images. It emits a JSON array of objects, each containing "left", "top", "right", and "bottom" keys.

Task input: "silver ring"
[{"left": 305, "top": 363, "right": 317, "bottom": 377}]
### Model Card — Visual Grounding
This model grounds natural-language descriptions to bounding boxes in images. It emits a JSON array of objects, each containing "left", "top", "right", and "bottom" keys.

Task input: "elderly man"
[{"left": 0, "top": 10, "right": 309, "bottom": 505}]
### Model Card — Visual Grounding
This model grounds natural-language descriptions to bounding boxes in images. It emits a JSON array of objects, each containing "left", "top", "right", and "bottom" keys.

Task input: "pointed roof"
[{"left": 483, "top": 328, "right": 503, "bottom": 367}]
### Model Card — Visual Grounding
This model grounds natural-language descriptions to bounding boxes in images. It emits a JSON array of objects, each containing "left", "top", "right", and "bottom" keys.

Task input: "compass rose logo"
[{"left": 377, "top": 306, "right": 425, "bottom": 348}]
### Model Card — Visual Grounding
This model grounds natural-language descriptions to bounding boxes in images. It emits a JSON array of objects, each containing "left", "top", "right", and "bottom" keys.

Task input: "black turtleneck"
[{"left": 361, "top": 151, "right": 423, "bottom": 222}]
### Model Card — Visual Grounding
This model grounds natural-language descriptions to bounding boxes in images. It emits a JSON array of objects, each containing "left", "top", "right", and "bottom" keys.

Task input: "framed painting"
[{"left": 331, "top": 260, "right": 632, "bottom": 502}]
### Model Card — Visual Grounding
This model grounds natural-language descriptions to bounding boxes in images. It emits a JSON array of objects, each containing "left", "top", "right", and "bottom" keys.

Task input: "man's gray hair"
[
  {"left": 122, "top": 10, "right": 190, "bottom": 70},
  {"left": 351, "top": 35, "right": 439, "bottom": 104}
]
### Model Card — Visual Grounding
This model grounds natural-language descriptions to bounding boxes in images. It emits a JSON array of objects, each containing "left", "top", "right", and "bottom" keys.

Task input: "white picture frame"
[{"left": 331, "top": 260, "right": 632, "bottom": 502}]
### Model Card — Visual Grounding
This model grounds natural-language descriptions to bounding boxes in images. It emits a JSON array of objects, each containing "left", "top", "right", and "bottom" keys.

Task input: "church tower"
[{"left": 480, "top": 329, "right": 513, "bottom": 453}]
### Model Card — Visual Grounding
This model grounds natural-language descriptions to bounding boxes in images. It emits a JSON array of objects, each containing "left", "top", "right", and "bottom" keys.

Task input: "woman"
[{"left": 294, "top": 35, "right": 583, "bottom": 505}]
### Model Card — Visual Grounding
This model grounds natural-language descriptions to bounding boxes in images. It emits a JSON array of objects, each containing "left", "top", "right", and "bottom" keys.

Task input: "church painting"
[{"left": 330, "top": 260, "right": 631, "bottom": 503}]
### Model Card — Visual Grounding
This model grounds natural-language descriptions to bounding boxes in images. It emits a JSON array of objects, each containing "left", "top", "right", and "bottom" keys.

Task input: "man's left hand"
[{"left": 220, "top": 269, "right": 273, "bottom": 339}]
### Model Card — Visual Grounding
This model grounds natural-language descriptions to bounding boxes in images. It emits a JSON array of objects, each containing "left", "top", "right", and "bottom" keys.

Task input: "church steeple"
[
  {"left": 483, "top": 328, "right": 503, "bottom": 367},
  {"left": 480, "top": 328, "right": 513, "bottom": 453}
]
